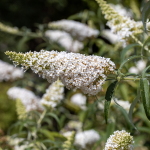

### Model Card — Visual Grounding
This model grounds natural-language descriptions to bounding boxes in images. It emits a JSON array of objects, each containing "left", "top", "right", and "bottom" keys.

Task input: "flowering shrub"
[{"left": 1, "top": 0, "right": 150, "bottom": 149}]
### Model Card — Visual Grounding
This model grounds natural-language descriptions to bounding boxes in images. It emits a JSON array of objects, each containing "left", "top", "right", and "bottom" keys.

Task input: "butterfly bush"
[
  {"left": 41, "top": 79, "right": 64, "bottom": 108},
  {"left": 45, "top": 30, "right": 83, "bottom": 52},
  {"left": 95, "top": 0, "right": 143, "bottom": 47},
  {"left": 5, "top": 50, "right": 116, "bottom": 95},
  {"left": 104, "top": 130, "right": 134, "bottom": 150},
  {"left": 0, "top": 60, "right": 24, "bottom": 82},
  {"left": 7, "top": 87, "right": 44, "bottom": 112},
  {"left": 48, "top": 19, "right": 99, "bottom": 41}
]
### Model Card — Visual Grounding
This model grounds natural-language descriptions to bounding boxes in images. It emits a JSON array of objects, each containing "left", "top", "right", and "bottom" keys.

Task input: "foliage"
[{"left": 1, "top": 0, "right": 150, "bottom": 149}]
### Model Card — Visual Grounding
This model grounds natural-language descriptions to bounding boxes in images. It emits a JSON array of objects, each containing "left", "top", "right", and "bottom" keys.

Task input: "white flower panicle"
[
  {"left": 106, "top": 18, "right": 143, "bottom": 47},
  {"left": 101, "top": 29, "right": 119, "bottom": 44},
  {"left": 48, "top": 19, "right": 99, "bottom": 41},
  {"left": 41, "top": 79, "right": 64, "bottom": 108},
  {"left": 0, "top": 60, "right": 24, "bottom": 82},
  {"left": 0, "top": 22, "right": 20, "bottom": 35},
  {"left": 6, "top": 50, "right": 116, "bottom": 95},
  {"left": 95, "top": 0, "right": 143, "bottom": 47},
  {"left": 7, "top": 87, "right": 44, "bottom": 112},
  {"left": 74, "top": 129, "right": 100, "bottom": 149},
  {"left": 70, "top": 93, "right": 87, "bottom": 110},
  {"left": 109, "top": 4, "right": 133, "bottom": 18},
  {"left": 105, "top": 130, "right": 134, "bottom": 150},
  {"left": 45, "top": 30, "right": 83, "bottom": 53}
]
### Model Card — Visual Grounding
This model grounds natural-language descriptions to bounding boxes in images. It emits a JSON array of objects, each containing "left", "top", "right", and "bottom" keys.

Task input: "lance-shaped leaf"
[
  {"left": 104, "top": 81, "right": 118, "bottom": 124},
  {"left": 142, "top": 1, "right": 150, "bottom": 34},
  {"left": 128, "top": 92, "right": 140, "bottom": 130},
  {"left": 121, "top": 44, "right": 140, "bottom": 62},
  {"left": 141, "top": 36, "right": 150, "bottom": 55},
  {"left": 140, "top": 78, "right": 150, "bottom": 120},
  {"left": 119, "top": 55, "right": 145, "bottom": 72}
]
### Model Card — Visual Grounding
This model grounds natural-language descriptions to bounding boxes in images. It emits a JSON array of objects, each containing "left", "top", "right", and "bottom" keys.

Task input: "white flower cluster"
[
  {"left": 9, "top": 50, "right": 115, "bottom": 95},
  {"left": 101, "top": 29, "right": 119, "bottom": 44},
  {"left": 106, "top": 17, "right": 143, "bottom": 47},
  {"left": 48, "top": 19, "right": 99, "bottom": 41},
  {"left": 63, "top": 130, "right": 100, "bottom": 149},
  {"left": 0, "top": 60, "right": 24, "bottom": 82},
  {"left": 129, "top": 60, "right": 146, "bottom": 74},
  {"left": 10, "top": 138, "right": 29, "bottom": 150},
  {"left": 67, "top": 121, "right": 82, "bottom": 132},
  {"left": 0, "top": 22, "right": 20, "bottom": 35},
  {"left": 98, "top": 0, "right": 143, "bottom": 47},
  {"left": 45, "top": 30, "right": 83, "bottom": 53},
  {"left": 70, "top": 93, "right": 87, "bottom": 110},
  {"left": 7, "top": 87, "right": 44, "bottom": 112},
  {"left": 74, "top": 130, "right": 100, "bottom": 149},
  {"left": 112, "top": 98, "right": 131, "bottom": 112},
  {"left": 41, "top": 79, "right": 64, "bottom": 108},
  {"left": 61, "top": 121, "right": 100, "bottom": 149},
  {"left": 109, "top": 4, "right": 133, "bottom": 18},
  {"left": 105, "top": 130, "right": 134, "bottom": 150},
  {"left": 9, "top": 138, "right": 27, "bottom": 150}
]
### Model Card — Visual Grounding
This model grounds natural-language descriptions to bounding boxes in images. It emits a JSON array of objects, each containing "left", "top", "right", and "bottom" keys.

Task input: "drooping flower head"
[
  {"left": 0, "top": 60, "right": 24, "bottom": 82},
  {"left": 41, "top": 79, "right": 64, "bottom": 108},
  {"left": 95, "top": 0, "right": 143, "bottom": 46},
  {"left": 0, "top": 22, "right": 21, "bottom": 35},
  {"left": 7, "top": 87, "right": 44, "bottom": 112},
  {"left": 104, "top": 130, "right": 134, "bottom": 150},
  {"left": 48, "top": 19, "right": 99, "bottom": 41},
  {"left": 45, "top": 30, "right": 83, "bottom": 53},
  {"left": 5, "top": 50, "right": 116, "bottom": 95}
]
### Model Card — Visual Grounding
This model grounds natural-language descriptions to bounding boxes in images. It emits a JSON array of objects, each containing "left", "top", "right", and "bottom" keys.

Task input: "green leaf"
[
  {"left": 141, "top": 36, "right": 150, "bottom": 55},
  {"left": 112, "top": 96, "right": 124, "bottom": 109},
  {"left": 39, "top": 129, "right": 54, "bottom": 140},
  {"left": 140, "top": 78, "right": 150, "bottom": 120},
  {"left": 106, "top": 121, "right": 115, "bottom": 139},
  {"left": 119, "top": 55, "right": 146, "bottom": 72},
  {"left": 142, "top": 1, "right": 150, "bottom": 34},
  {"left": 46, "top": 112, "right": 61, "bottom": 129},
  {"left": 142, "top": 65, "right": 150, "bottom": 78},
  {"left": 104, "top": 81, "right": 118, "bottom": 124},
  {"left": 113, "top": 105, "right": 132, "bottom": 129},
  {"left": 121, "top": 44, "right": 140, "bottom": 62},
  {"left": 138, "top": 126, "right": 150, "bottom": 134},
  {"left": 128, "top": 92, "right": 140, "bottom": 130}
]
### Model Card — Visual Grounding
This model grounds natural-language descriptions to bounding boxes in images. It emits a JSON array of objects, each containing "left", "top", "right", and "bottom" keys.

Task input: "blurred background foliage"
[{"left": 0, "top": 0, "right": 150, "bottom": 149}]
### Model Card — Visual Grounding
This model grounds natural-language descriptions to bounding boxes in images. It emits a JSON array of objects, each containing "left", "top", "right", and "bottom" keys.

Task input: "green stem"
[
  {"left": 117, "top": 76, "right": 140, "bottom": 81},
  {"left": 37, "top": 109, "right": 47, "bottom": 128},
  {"left": 130, "top": 34, "right": 150, "bottom": 52},
  {"left": 33, "top": 109, "right": 47, "bottom": 141},
  {"left": 107, "top": 74, "right": 141, "bottom": 81}
]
